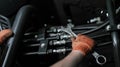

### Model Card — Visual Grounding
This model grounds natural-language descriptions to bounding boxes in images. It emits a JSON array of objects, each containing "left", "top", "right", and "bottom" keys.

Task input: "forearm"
[
  {"left": 0, "top": 29, "right": 12, "bottom": 44},
  {"left": 50, "top": 50, "right": 84, "bottom": 67}
]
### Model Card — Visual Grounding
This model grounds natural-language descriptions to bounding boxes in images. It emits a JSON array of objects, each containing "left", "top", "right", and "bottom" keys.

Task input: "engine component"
[
  {"left": 106, "top": 24, "right": 120, "bottom": 31},
  {"left": 19, "top": 21, "right": 113, "bottom": 67},
  {"left": 0, "top": 15, "right": 11, "bottom": 30},
  {"left": 49, "top": 40, "right": 66, "bottom": 46}
]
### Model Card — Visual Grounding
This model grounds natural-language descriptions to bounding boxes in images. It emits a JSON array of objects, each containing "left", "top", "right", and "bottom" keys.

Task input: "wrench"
[
  {"left": 60, "top": 26, "right": 77, "bottom": 38},
  {"left": 92, "top": 51, "right": 106, "bottom": 65},
  {"left": 59, "top": 26, "right": 107, "bottom": 65}
]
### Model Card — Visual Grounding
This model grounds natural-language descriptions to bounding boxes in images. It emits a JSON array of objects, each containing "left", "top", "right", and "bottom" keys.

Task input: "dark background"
[{"left": 0, "top": 0, "right": 119, "bottom": 25}]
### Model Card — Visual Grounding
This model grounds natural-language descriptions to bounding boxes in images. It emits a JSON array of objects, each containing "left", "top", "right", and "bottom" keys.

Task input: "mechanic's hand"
[
  {"left": 71, "top": 34, "right": 94, "bottom": 55},
  {"left": 0, "top": 29, "right": 12, "bottom": 44}
]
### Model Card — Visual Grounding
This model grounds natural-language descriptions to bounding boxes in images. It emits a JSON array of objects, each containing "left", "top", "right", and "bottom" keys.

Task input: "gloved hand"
[
  {"left": 0, "top": 29, "right": 12, "bottom": 44},
  {"left": 0, "top": 15, "right": 12, "bottom": 45},
  {"left": 71, "top": 34, "right": 94, "bottom": 55}
]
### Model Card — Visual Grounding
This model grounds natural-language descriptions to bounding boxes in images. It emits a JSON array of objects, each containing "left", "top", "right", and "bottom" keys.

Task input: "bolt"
[
  {"left": 41, "top": 43, "right": 45, "bottom": 48},
  {"left": 117, "top": 24, "right": 120, "bottom": 29}
]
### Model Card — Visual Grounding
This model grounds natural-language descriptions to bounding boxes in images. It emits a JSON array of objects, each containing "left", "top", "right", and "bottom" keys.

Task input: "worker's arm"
[
  {"left": 50, "top": 50, "right": 84, "bottom": 67},
  {"left": 50, "top": 34, "right": 94, "bottom": 67},
  {"left": 0, "top": 29, "right": 12, "bottom": 44}
]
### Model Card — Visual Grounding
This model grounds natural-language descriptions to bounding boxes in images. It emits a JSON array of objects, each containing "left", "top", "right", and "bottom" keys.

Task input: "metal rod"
[
  {"left": 106, "top": 0, "right": 120, "bottom": 67},
  {"left": 1, "top": 5, "right": 34, "bottom": 67}
]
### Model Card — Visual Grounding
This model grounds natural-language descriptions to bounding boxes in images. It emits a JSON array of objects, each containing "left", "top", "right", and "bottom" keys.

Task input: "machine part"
[
  {"left": 106, "top": 24, "right": 120, "bottom": 31},
  {"left": 73, "top": 26, "right": 96, "bottom": 30},
  {"left": 47, "top": 26, "right": 64, "bottom": 33},
  {"left": 60, "top": 34, "right": 71, "bottom": 39},
  {"left": 92, "top": 51, "right": 107, "bottom": 65},
  {"left": 25, "top": 52, "right": 47, "bottom": 55},
  {"left": 81, "top": 21, "right": 109, "bottom": 34},
  {"left": 106, "top": 25, "right": 111, "bottom": 31},
  {"left": 49, "top": 40, "right": 66, "bottom": 46},
  {"left": 89, "top": 17, "right": 101, "bottom": 23},
  {"left": 67, "top": 23, "right": 74, "bottom": 28},
  {"left": 38, "top": 40, "right": 48, "bottom": 54},
  {"left": 0, "top": 15, "right": 11, "bottom": 30},
  {"left": 47, "top": 23, "right": 74, "bottom": 33},
  {"left": 25, "top": 48, "right": 72, "bottom": 55},
  {"left": 59, "top": 21, "right": 108, "bottom": 36},
  {"left": 48, "top": 33, "right": 63, "bottom": 37},
  {"left": 48, "top": 27, "right": 57, "bottom": 33},
  {"left": 53, "top": 48, "right": 66, "bottom": 53},
  {"left": 1, "top": 5, "right": 35, "bottom": 67},
  {"left": 106, "top": 0, "right": 120, "bottom": 67},
  {"left": 60, "top": 26, "right": 77, "bottom": 37},
  {"left": 67, "top": 19, "right": 72, "bottom": 23},
  {"left": 117, "top": 24, "right": 120, "bottom": 29},
  {"left": 52, "top": 48, "right": 71, "bottom": 53},
  {"left": 116, "top": 6, "right": 120, "bottom": 14}
]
